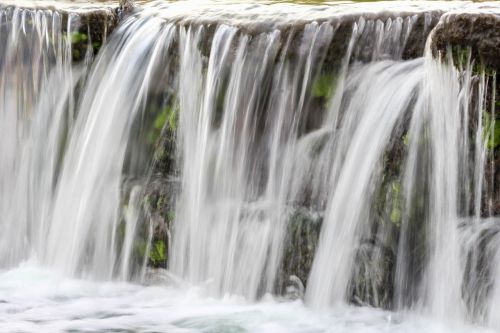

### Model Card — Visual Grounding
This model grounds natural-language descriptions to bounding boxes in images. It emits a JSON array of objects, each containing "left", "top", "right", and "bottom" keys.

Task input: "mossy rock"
[
  {"left": 277, "top": 208, "right": 323, "bottom": 295},
  {"left": 67, "top": 10, "right": 117, "bottom": 62},
  {"left": 432, "top": 13, "right": 500, "bottom": 70}
]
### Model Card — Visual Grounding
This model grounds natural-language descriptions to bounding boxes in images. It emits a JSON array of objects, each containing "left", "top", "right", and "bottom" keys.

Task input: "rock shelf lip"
[
  {"left": 432, "top": 11, "right": 500, "bottom": 69},
  {"left": 1, "top": 0, "right": 499, "bottom": 68},
  {"left": 0, "top": 1, "right": 499, "bottom": 26},
  {"left": 132, "top": 1, "right": 500, "bottom": 27},
  {"left": 0, "top": 0, "right": 117, "bottom": 12},
  {"left": 2, "top": 1, "right": 500, "bottom": 17}
]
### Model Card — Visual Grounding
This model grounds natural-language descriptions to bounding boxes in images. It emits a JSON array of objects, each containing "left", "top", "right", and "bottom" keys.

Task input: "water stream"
[{"left": 0, "top": 1, "right": 499, "bottom": 332}]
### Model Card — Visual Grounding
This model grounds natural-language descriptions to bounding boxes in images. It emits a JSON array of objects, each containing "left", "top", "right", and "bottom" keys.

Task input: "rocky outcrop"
[
  {"left": 432, "top": 12, "right": 500, "bottom": 69},
  {"left": 0, "top": 2, "right": 118, "bottom": 62},
  {"left": 71, "top": 10, "right": 118, "bottom": 61},
  {"left": 432, "top": 12, "right": 500, "bottom": 217}
]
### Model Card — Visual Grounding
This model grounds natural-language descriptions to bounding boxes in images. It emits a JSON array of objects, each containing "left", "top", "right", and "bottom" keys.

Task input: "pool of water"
[{"left": 0, "top": 264, "right": 495, "bottom": 333}]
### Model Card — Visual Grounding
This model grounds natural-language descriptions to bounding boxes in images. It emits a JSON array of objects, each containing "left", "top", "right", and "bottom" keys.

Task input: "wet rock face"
[
  {"left": 10, "top": 0, "right": 497, "bottom": 300},
  {"left": 431, "top": 12, "right": 500, "bottom": 218},
  {"left": 69, "top": 10, "right": 118, "bottom": 61},
  {"left": 142, "top": 177, "right": 178, "bottom": 268},
  {"left": 120, "top": 0, "right": 135, "bottom": 11},
  {"left": 402, "top": 12, "right": 442, "bottom": 60},
  {"left": 0, "top": 3, "right": 118, "bottom": 63},
  {"left": 432, "top": 13, "right": 500, "bottom": 70},
  {"left": 118, "top": 0, "right": 137, "bottom": 19},
  {"left": 482, "top": 80, "right": 500, "bottom": 217},
  {"left": 278, "top": 209, "right": 322, "bottom": 296}
]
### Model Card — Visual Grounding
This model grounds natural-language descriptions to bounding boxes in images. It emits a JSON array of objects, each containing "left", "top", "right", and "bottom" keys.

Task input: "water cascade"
[
  {"left": 0, "top": 1, "right": 499, "bottom": 332},
  {"left": 0, "top": 6, "right": 83, "bottom": 268}
]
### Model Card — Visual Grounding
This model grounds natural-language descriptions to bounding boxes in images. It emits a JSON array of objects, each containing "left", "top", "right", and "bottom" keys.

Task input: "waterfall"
[
  {"left": 0, "top": 1, "right": 499, "bottom": 331},
  {"left": 0, "top": 6, "right": 171, "bottom": 279},
  {"left": 306, "top": 58, "right": 425, "bottom": 307},
  {"left": 43, "top": 16, "right": 177, "bottom": 279},
  {"left": 171, "top": 21, "right": 337, "bottom": 299},
  {"left": 0, "top": 7, "right": 79, "bottom": 268}
]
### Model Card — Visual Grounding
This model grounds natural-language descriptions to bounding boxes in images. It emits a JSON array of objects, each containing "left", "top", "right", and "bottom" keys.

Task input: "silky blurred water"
[
  {"left": 0, "top": 264, "right": 496, "bottom": 333},
  {"left": 0, "top": 1, "right": 499, "bottom": 332}
]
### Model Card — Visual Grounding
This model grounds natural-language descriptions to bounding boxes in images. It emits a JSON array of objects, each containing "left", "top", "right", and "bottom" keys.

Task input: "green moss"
[
  {"left": 483, "top": 111, "right": 500, "bottom": 150},
  {"left": 154, "top": 107, "right": 168, "bottom": 130},
  {"left": 148, "top": 104, "right": 178, "bottom": 144},
  {"left": 153, "top": 146, "right": 166, "bottom": 161},
  {"left": 92, "top": 41, "right": 102, "bottom": 52},
  {"left": 70, "top": 32, "right": 88, "bottom": 44},
  {"left": 388, "top": 181, "right": 402, "bottom": 226},
  {"left": 72, "top": 49, "right": 80, "bottom": 61},
  {"left": 149, "top": 240, "right": 166, "bottom": 265},
  {"left": 402, "top": 133, "right": 409, "bottom": 146},
  {"left": 134, "top": 239, "right": 167, "bottom": 266},
  {"left": 167, "top": 210, "right": 175, "bottom": 223},
  {"left": 474, "top": 63, "right": 496, "bottom": 77},
  {"left": 390, "top": 208, "right": 401, "bottom": 224},
  {"left": 312, "top": 73, "right": 336, "bottom": 98}
]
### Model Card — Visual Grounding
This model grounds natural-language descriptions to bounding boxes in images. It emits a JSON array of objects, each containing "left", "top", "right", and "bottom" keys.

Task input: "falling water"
[
  {"left": 0, "top": 1, "right": 499, "bottom": 332},
  {"left": 171, "top": 20, "right": 337, "bottom": 299},
  {"left": 0, "top": 5, "right": 171, "bottom": 279},
  {"left": 0, "top": 7, "right": 79, "bottom": 268}
]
